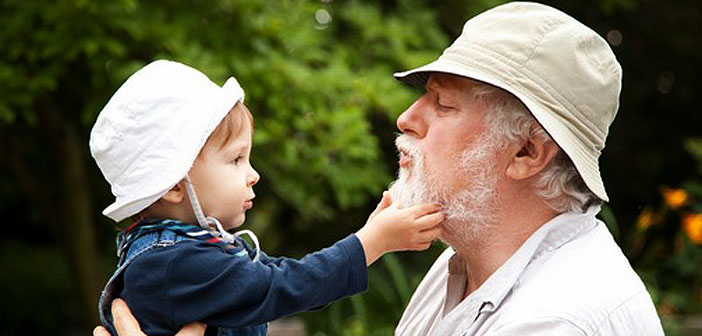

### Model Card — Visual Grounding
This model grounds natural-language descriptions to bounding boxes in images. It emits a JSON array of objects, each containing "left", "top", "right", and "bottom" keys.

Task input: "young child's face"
[{"left": 188, "top": 120, "right": 259, "bottom": 230}]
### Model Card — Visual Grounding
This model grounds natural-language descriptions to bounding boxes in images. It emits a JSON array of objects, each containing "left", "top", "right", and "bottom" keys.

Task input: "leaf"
[{"left": 599, "top": 204, "right": 620, "bottom": 241}]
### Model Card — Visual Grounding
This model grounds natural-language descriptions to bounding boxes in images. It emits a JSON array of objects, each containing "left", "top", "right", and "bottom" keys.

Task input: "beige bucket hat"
[
  {"left": 394, "top": 2, "right": 622, "bottom": 202},
  {"left": 90, "top": 60, "right": 245, "bottom": 221}
]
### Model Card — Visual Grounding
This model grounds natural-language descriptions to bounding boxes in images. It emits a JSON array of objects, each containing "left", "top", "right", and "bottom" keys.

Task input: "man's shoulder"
[
  {"left": 521, "top": 222, "right": 644, "bottom": 294},
  {"left": 500, "top": 223, "right": 660, "bottom": 334}
]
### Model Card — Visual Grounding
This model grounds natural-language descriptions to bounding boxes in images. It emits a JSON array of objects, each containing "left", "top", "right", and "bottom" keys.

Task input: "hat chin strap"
[{"left": 183, "top": 175, "right": 260, "bottom": 262}]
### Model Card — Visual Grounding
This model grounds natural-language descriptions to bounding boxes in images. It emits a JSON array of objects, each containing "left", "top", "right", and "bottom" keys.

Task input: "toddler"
[{"left": 91, "top": 60, "right": 444, "bottom": 335}]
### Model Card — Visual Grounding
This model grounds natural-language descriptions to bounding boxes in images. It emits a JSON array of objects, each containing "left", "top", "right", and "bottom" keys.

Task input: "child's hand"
[{"left": 356, "top": 191, "right": 444, "bottom": 266}]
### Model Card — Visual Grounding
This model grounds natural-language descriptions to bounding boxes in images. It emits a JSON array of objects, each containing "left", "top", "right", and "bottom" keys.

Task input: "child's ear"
[
  {"left": 160, "top": 181, "right": 186, "bottom": 204},
  {"left": 506, "top": 134, "right": 559, "bottom": 181}
]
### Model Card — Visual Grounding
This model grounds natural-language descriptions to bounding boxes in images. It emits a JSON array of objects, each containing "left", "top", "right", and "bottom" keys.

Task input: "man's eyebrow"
[
  {"left": 426, "top": 76, "right": 450, "bottom": 94},
  {"left": 426, "top": 79, "right": 442, "bottom": 91}
]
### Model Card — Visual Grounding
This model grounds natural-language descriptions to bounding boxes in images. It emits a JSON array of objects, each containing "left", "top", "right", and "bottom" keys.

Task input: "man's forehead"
[
  {"left": 426, "top": 73, "right": 480, "bottom": 92},
  {"left": 425, "top": 74, "right": 486, "bottom": 102}
]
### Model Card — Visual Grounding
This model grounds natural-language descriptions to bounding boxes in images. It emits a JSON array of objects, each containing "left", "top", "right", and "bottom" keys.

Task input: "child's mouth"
[{"left": 244, "top": 199, "right": 254, "bottom": 210}]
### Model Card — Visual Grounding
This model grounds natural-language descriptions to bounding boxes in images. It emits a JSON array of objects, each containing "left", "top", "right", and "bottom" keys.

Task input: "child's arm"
[
  {"left": 356, "top": 192, "right": 444, "bottom": 266},
  {"left": 247, "top": 192, "right": 443, "bottom": 268},
  {"left": 124, "top": 233, "right": 369, "bottom": 330},
  {"left": 119, "top": 193, "right": 443, "bottom": 332}
]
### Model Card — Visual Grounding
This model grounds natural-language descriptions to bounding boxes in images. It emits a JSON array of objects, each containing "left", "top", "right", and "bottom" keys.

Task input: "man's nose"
[{"left": 396, "top": 96, "right": 428, "bottom": 138}]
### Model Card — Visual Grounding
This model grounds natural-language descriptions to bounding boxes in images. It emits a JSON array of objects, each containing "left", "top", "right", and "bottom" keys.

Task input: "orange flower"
[
  {"left": 683, "top": 213, "right": 702, "bottom": 245},
  {"left": 636, "top": 208, "right": 654, "bottom": 231},
  {"left": 662, "top": 188, "right": 689, "bottom": 209}
]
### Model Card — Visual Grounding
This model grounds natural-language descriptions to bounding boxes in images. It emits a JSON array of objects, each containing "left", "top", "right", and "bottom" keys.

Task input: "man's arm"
[{"left": 93, "top": 299, "right": 206, "bottom": 336}]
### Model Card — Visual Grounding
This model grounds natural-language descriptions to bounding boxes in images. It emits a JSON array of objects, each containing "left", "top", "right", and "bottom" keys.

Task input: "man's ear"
[
  {"left": 160, "top": 181, "right": 186, "bottom": 204},
  {"left": 506, "top": 134, "right": 560, "bottom": 181}
]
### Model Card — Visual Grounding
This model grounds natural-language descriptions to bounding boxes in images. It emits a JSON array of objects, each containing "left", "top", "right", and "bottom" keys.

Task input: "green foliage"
[
  {"left": 0, "top": 241, "right": 79, "bottom": 334},
  {"left": 596, "top": 0, "right": 639, "bottom": 14},
  {"left": 618, "top": 138, "right": 702, "bottom": 335},
  {"left": 0, "top": 0, "right": 448, "bottom": 224},
  {"left": 599, "top": 204, "right": 620, "bottom": 240},
  {"left": 1, "top": 0, "right": 450, "bottom": 333},
  {"left": 684, "top": 138, "right": 702, "bottom": 175}
]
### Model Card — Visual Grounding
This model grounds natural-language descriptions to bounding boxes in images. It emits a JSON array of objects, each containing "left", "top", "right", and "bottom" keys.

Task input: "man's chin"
[{"left": 437, "top": 225, "right": 457, "bottom": 249}]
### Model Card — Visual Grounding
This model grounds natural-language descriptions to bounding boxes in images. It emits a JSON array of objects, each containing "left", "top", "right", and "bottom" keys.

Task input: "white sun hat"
[
  {"left": 394, "top": 2, "right": 622, "bottom": 202},
  {"left": 90, "top": 60, "right": 245, "bottom": 222}
]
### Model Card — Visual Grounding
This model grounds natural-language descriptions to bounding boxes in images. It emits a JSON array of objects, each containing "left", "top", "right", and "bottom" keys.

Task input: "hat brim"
[{"left": 394, "top": 60, "right": 608, "bottom": 202}]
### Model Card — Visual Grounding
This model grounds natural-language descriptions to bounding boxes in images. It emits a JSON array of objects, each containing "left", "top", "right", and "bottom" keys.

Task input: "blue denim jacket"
[{"left": 98, "top": 220, "right": 367, "bottom": 335}]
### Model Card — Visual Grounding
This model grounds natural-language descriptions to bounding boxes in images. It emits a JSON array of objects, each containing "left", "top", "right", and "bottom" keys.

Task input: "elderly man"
[
  {"left": 390, "top": 2, "right": 663, "bottom": 336},
  {"left": 97, "top": 2, "right": 664, "bottom": 336}
]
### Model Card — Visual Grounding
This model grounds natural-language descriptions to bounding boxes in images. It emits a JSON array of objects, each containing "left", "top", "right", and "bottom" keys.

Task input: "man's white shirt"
[{"left": 395, "top": 206, "right": 664, "bottom": 336}]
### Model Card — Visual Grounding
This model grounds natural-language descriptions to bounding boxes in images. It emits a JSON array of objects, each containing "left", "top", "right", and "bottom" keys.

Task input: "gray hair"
[{"left": 471, "top": 83, "right": 598, "bottom": 213}]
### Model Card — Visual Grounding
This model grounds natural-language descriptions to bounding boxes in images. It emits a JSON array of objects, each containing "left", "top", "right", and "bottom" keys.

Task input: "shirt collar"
[
  {"left": 445, "top": 205, "right": 601, "bottom": 317},
  {"left": 115, "top": 218, "right": 213, "bottom": 258}
]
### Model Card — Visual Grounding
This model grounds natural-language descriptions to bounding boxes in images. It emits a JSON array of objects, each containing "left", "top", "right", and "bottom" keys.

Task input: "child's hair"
[{"left": 205, "top": 102, "right": 254, "bottom": 151}]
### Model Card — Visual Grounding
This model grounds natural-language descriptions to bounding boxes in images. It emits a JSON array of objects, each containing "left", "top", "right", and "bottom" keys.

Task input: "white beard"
[
  {"left": 387, "top": 135, "right": 435, "bottom": 209},
  {"left": 388, "top": 133, "right": 501, "bottom": 250}
]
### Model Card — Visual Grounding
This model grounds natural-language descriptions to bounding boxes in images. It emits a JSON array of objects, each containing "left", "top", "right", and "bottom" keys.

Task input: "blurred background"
[{"left": 1, "top": 0, "right": 700, "bottom": 335}]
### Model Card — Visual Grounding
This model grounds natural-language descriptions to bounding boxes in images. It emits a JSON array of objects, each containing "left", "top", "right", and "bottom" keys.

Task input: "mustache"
[{"left": 395, "top": 134, "right": 422, "bottom": 160}]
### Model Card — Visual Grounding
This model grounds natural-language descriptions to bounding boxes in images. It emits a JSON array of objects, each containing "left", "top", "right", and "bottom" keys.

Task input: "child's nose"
[{"left": 247, "top": 167, "right": 260, "bottom": 187}]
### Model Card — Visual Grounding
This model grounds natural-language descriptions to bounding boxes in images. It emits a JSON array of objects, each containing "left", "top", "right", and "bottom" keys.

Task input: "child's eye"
[{"left": 231, "top": 156, "right": 244, "bottom": 165}]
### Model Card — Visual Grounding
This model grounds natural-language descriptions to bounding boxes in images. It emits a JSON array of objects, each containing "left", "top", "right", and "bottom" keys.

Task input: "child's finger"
[
  {"left": 415, "top": 212, "right": 446, "bottom": 229},
  {"left": 368, "top": 191, "right": 392, "bottom": 220},
  {"left": 378, "top": 191, "right": 392, "bottom": 210},
  {"left": 386, "top": 192, "right": 403, "bottom": 209},
  {"left": 418, "top": 226, "right": 443, "bottom": 242},
  {"left": 408, "top": 202, "right": 443, "bottom": 218}
]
